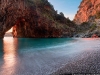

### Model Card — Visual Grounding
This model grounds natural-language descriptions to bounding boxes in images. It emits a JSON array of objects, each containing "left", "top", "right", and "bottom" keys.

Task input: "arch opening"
[{"left": 4, "top": 28, "right": 13, "bottom": 37}]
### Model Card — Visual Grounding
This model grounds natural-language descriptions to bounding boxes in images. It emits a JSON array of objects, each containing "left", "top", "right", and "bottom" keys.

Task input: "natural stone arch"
[
  {"left": 0, "top": 0, "right": 38, "bottom": 38},
  {"left": 0, "top": 0, "right": 63, "bottom": 38},
  {"left": 0, "top": 0, "right": 75, "bottom": 38}
]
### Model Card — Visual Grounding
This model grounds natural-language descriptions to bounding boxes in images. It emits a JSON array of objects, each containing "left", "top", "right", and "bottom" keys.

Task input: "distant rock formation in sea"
[
  {"left": 4, "top": 32, "right": 12, "bottom": 37},
  {"left": 0, "top": 0, "right": 76, "bottom": 38}
]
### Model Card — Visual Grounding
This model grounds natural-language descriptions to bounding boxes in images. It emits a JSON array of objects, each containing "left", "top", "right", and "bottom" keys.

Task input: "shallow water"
[{"left": 0, "top": 37, "right": 100, "bottom": 75}]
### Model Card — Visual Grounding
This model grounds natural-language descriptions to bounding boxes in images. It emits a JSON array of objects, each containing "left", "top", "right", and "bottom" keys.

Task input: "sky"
[{"left": 48, "top": 0, "right": 82, "bottom": 20}]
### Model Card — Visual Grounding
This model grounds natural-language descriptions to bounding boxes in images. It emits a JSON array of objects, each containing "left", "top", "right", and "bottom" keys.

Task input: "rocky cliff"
[
  {"left": 73, "top": 0, "right": 100, "bottom": 37},
  {"left": 74, "top": 0, "right": 100, "bottom": 25},
  {"left": 0, "top": 0, "right": 76, "bottom": 38}
]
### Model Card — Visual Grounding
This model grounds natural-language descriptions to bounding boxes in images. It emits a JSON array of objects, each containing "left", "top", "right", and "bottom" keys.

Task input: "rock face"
[
  {"left": 74, "top": 0, "right": 100, "bottom": 25},
  {"left": 75, "top": 22, "right": 100, "bottom": 38},
  {"left": 73, "top": 0, "right": 100, "bottom": 37},
  {"left": 0, "top": 0, "right": 76, "bottom": 38}
]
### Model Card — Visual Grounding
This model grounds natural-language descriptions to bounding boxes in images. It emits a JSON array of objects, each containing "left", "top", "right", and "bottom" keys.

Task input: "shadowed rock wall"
[{"left": 0, "top": 0, "right": 76, "bottom": 38}]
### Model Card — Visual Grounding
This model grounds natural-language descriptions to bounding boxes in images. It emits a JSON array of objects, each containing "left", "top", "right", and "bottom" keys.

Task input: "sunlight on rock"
[{"left": 6, "top": 28, "right": 12, "bottom": 33}]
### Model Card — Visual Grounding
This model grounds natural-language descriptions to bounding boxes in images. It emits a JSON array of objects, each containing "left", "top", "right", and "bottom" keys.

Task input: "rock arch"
[
  {"left": 0, "top": 0, "right": 75, "bottom": 38},
  {"left": 0, "top": 0, "right": 37, "bottom": 38}
]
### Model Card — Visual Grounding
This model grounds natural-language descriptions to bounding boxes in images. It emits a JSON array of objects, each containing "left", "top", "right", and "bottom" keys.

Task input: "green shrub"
[
  {"left": 89, "top": 23, "right": 97, "bottom": 31},
  {"left": 96, "top": 11, "right": 100, "bottom": 19}
]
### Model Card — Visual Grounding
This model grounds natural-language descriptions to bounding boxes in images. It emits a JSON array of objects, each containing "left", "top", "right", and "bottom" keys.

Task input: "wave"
[{"left": 22, "top": 41, "right": 76, "bottom": 52}]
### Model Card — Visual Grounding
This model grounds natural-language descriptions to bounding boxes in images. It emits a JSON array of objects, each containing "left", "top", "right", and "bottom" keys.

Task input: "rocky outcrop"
[
  {"left": 73, "top": 0, "right": 100, "bottom": 37},
  {"left": 74, "top": 0, "right": 100, "bottom": 25},
  {"left": 0, "top": 0, "right": 76, "bottom": 38},
  {"left": 91, "top": 34, "right": 98, "bottom": 38},
  {"left": 74, "top": 21, "right": 100, "bottom": 38}
]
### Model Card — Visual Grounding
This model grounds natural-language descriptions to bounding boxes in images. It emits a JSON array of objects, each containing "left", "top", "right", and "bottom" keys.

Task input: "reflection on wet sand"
[{"left": 1, "top": 37, "right": 18, "bottom": 75}]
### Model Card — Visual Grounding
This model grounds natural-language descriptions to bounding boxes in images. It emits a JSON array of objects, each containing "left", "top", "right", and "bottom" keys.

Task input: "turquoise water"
[{"left": 0, "top": 37, "right": 100, "bottom": 75}]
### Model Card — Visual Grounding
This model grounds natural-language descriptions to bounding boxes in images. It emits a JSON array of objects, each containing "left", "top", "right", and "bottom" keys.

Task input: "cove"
[{"left": 0, "top": 37, "right": 100, "bottom": 75}]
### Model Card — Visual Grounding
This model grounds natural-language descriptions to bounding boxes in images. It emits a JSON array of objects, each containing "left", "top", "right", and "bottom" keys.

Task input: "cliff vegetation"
[{"left": 0, "top": 0, "right": 76, "bottom": 38}]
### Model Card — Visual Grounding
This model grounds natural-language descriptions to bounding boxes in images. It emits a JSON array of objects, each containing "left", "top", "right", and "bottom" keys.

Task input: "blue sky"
[{"left": 48, "top": 0, "right": 82, "bottom": 20}]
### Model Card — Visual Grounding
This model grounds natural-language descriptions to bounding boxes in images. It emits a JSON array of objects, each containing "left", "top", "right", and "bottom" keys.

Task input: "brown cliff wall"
[{"left": 0, "top": 0, "right": 76, "bottom": 38}]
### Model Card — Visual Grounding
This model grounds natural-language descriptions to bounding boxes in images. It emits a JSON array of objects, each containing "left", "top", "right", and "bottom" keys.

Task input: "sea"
[{"left": 0, "top": 37, "right": 100, "bottom": 75}]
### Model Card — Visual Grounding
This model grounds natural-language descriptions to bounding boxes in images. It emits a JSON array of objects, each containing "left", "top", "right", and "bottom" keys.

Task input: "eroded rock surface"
[
  {"left": 74, "top": 0, "right": 100, "bottom": 25},
  {"left": 0, "top": 0, "right": 76, "bottom": 38}
]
